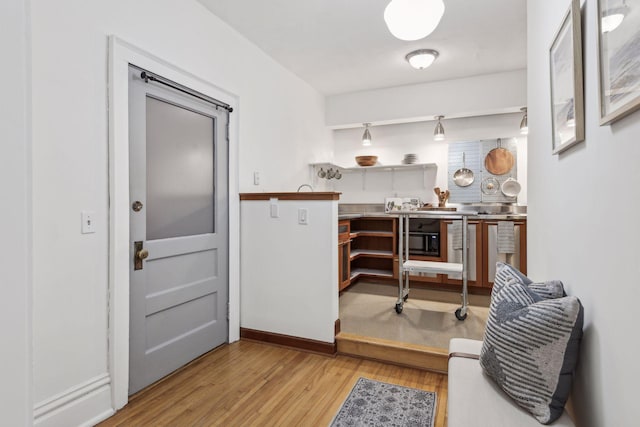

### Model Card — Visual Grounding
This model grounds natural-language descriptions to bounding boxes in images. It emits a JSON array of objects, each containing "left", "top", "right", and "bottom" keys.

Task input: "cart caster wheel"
[
  {"left": 395, "top": 303, "right": 403, "bottom": 314},
  {"left": 403, "top": 294, "right": 409, "bottom": 301},
  {"left": 455, "top": 308, "right": 468, "bottom": 321}
]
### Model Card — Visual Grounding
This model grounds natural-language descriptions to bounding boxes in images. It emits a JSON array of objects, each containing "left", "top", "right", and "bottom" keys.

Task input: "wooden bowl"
[{"left": 355, "top": 155, "right": 378, "bottom": 167}]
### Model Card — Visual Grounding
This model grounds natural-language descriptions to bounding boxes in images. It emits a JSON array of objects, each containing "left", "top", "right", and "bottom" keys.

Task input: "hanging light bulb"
[
  {"left": 520, "top": 107, "right": 528, "bottom": 135},
  {"left": 433, "top": 116, "right": 445, "bottom": 141},
  {"left": 384, "top": 0, "right": 445, "bottom": 41},
  {"left": 362, "top": 123, "right": 372, "bottom": 146}
]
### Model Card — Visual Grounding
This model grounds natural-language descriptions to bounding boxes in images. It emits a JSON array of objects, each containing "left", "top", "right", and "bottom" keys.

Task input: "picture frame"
[
  {"left": 597, "top": 0, "right": 640, "bottom": 125},
  {"left": 549, "top": 0, "right": 584, "bottom": 154}
]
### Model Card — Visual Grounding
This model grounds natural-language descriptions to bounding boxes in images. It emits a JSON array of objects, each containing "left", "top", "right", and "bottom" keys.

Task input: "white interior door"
[{"left": 128, "top": 66, "right": 229, "bottom": 395}]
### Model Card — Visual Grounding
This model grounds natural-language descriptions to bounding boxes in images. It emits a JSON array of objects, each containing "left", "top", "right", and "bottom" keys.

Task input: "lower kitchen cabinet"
[
  {"left": 441, "top": 219, "right": 482, "bottom": 287},
  {"left": 339, "top": 216, "right": 526, "bottom": 292},
  {"left": 481, "top": 220, "right": 527, "bottom": 287},
  {"left": 348, "top": 217, "right": 396, "bottom": 283},
  {"left": 338, "top": 220, "right": 351, "bottom": 291}
]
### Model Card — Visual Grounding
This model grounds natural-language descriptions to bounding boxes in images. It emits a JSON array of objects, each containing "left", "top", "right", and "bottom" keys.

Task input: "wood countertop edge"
[{"left": 240, "top": 192, "right": 341, "bottom": 201}]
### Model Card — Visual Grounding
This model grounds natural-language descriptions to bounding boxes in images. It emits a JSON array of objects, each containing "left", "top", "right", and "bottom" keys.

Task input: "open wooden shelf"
[
  {"left": 311, "top": 162, "right": 437, "bottom": 172},
  {"left": 350, "top": 268, "right": 395, "bottom": 279}
]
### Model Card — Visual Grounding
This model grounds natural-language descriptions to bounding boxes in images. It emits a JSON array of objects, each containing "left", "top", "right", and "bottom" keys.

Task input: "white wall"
[
  {"left": 528, "top": 1, "right": 640, "bottom": 426},
  {"left": 326, "top": 69, "right": 527, "bottom": 128},
  {"left": 30, "top": 0, "right": 332, "bottom": 424},
  {"left": 0, "top": 0, "right": 32, "bottom": 425},
  {"left": 240, "top": 199, "right": 338, "bottom": 343},
  {"left": 326, "top": 114, "right": 528, "bottom": 205}
]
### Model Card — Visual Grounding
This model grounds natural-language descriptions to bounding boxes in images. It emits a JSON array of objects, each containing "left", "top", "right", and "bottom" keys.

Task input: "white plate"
[{"left": 481, "top": 177, "right": 499, "bottom": 194}]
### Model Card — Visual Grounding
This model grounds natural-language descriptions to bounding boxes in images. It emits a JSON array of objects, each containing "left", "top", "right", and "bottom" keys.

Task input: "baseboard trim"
[
  {"left": 240, "top": 328, "right": 336, "bottom": 355},
  {"left": 34, "top": 373, "right": 113, "bottom": 427}
]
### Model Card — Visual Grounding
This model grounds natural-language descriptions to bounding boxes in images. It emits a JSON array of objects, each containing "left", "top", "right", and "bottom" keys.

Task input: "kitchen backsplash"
[{"left": 448, "top": 139, "right": 519, "bottom": 204}]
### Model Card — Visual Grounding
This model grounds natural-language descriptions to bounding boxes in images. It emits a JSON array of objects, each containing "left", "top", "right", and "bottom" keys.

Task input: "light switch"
[
  {"left": 81, "top": 211, "right": 96, "bottom": 234},
  {"left": 298, "top": 208, "right": 309, "bottom": 225},
  {"left": 254, "top": 171, "right": 260, "bottom": 185},
  {"left": 270, "top": 198, "right": 279, "bottom": 218}
]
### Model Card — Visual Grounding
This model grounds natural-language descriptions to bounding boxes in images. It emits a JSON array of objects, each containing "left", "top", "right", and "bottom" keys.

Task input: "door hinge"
[
  {"left": 226, "top": 301, "right": 230, "bottom": 320},
  {"left": 225, "top": 120, "right": 229, "bottom": 142}
]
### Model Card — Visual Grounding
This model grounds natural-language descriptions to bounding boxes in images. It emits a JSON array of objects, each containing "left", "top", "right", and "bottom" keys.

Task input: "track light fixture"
[
  {"left": 362, "top": 123, "right": 372, "bottom": 146},
  {"left": 519, "top": 107, "right": 528, "bottom": 135},
  {"left": 434, "top": 116, "right": 445, "bottom": 141}
]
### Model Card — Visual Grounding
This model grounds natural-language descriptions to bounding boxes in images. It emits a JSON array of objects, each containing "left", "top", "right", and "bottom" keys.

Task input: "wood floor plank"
[{"left": 98, "top": 340, "right": 448, "bottom": 427}]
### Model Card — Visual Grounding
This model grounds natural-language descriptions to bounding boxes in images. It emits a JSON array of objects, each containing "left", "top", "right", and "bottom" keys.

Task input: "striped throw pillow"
[
  {"left": 480, "top": 279, "right": 583, "bottom": 424},
  {"left": 493, "top": 262, "right": 565, "bottom": 300}
]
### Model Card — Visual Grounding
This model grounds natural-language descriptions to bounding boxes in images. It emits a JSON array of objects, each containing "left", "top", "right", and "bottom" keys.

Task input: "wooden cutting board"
[{"left": 484, "top": 147, "right": 514, "bottom": 175}]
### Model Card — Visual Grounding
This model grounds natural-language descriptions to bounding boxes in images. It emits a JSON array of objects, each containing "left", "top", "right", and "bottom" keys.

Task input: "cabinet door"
[
  {"left": 339, "top": 241, "right": 351, "bottom": 291},
  {"left": 482, "top": 221, "right": 527, "bottom": 287},
  {"left": 443, "top": 221, "right": 481, "bottom": 286}
]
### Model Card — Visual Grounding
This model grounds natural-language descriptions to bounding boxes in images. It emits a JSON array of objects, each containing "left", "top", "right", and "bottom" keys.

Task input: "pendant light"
[
  {"left": 519, "top": 107, "right": 528, "bottom": 135},
  {"left": 601, "top": 1, "right": 627, "bottom": 33},
  {"left": 433, "top": 116, "right": 445, "bottom": 141},
  {"left": 406, "top": 49, "right": 439, "bottom": 69},
  {"left": 384, "top": 0, "right": 445, "bottom": 41},
  {"left": 362, "top": 123, "right": 372, "bottom": 146}
]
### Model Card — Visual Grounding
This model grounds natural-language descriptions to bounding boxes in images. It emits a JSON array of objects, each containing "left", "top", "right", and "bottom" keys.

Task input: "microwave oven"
[{"left": 408, "top": 232, "right": 440, "bottom": 257}]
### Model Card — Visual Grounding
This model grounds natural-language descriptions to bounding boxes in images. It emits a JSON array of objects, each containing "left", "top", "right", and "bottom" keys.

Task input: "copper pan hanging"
[{"left": 484, "top": 138, "right": 514, "bottom": 175}]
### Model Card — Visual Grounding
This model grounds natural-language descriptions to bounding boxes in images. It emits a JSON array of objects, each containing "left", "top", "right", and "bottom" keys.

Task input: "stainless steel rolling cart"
[{"left": 395, "top": 210, "right": 477, "bottom": 320}]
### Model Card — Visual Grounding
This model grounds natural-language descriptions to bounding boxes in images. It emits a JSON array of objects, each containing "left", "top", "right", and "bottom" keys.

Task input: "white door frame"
[{"left": 107, "top": 36, "right": 240, "bottom": 409}]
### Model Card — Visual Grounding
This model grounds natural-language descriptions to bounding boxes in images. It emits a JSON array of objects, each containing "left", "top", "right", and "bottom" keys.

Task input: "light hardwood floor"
[{"left": 99, "top": 340, "right": 448, "bottom": 426}]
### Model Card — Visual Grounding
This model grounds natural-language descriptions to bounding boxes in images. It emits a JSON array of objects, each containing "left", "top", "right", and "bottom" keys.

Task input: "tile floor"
[{"left": 339, "top": 280, "right": 491, "bottom": 350}]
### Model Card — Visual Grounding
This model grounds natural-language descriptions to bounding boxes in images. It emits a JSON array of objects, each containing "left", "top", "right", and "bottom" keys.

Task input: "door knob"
[
  {"left": 137, "top": 248, "right": 149, "bottom": 260},
  {"left": 132, "top": 201, "right": 143, "bottom": 212},
  {"left": 134, "top": 241, "right": 148, "bottom": 270}
]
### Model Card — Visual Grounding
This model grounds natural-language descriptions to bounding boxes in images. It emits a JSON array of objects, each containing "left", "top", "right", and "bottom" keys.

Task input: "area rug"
[{"left": 329, "top": 377, "right": 437, "bottom": 427}]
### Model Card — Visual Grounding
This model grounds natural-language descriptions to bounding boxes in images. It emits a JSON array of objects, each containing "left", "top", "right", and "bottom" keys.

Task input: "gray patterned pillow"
[
  {"left": 480, "top": 279, "right": 583, "bottom": 424},
  {"left": 493, "top": 262, "right": 565, "bottom": 300}
]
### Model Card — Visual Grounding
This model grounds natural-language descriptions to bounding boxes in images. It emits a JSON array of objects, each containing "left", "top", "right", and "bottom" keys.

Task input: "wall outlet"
[
  {"left": 81, "top": 211, "right": 96, "bottom": 234},
  {"left": 298, "top": 208, "right": 308, "bottom": 225},
  {"left": 253, "top": 171, "right": 260, "bottom": 185}
]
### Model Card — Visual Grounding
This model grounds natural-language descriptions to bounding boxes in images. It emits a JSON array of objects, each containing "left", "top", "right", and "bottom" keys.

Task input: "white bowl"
[{"left": 501, "top": 178, "right": 521, "bottom": 197}]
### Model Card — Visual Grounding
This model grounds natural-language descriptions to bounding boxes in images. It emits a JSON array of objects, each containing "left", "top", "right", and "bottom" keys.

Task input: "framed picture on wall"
[
  {"left": 549, "top": 0, "right": 584, "bottom": 154},
  {"left": 597, "top": 0, "right": 640, "bottom": 125}
]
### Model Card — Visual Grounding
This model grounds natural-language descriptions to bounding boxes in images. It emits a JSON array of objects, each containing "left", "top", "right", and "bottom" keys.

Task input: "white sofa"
[{"left": 447, "top": 338, "right": 575, "bottom": 427}]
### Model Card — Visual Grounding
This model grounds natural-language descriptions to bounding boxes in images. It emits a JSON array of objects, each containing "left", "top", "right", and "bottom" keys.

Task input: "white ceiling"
[{"left": 198, "top": 0, "right": 527, "bottom": 95}]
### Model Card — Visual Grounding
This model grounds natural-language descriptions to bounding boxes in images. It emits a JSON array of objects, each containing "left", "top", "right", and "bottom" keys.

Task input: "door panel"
[
  {"left": 128, "top": 66, "right": 228, "bottom": 395},
  {"left": 146, "top": 293, "right": 218, "bottom": 351},
  {"left": 145, "top": 249, "right": 218, "bottom": 315},
  {"left": 145, "top": 96, "right": 215, "bottom": 240}
]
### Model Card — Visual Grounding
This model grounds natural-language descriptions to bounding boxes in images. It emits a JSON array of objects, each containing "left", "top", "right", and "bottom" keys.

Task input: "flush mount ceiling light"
[
  {"left": 519, "top": 107, "right": 528, "bottom": 135},
  {"left": 384, "top": 0, "right": 445, "bottom": 41},
  {"left": 433, "top": 116, "right": 445, "bottom": 141},
  {"left": 406, "top": 49, "right": 439, "bottom": 69},
  {"left": 362, "top": 123, "right": 372, "bottom": 146},
  {"left": 601, "top": 1, "right": 627, "bottom": 33}
]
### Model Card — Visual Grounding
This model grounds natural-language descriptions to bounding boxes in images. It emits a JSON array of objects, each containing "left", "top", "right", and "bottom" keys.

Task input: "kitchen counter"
[
  {"left": 338, "top": 203, "right": 526, "bottom": 221},
  {"left": 339, "top": 212, "right": 527, "bottom": 220}
]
